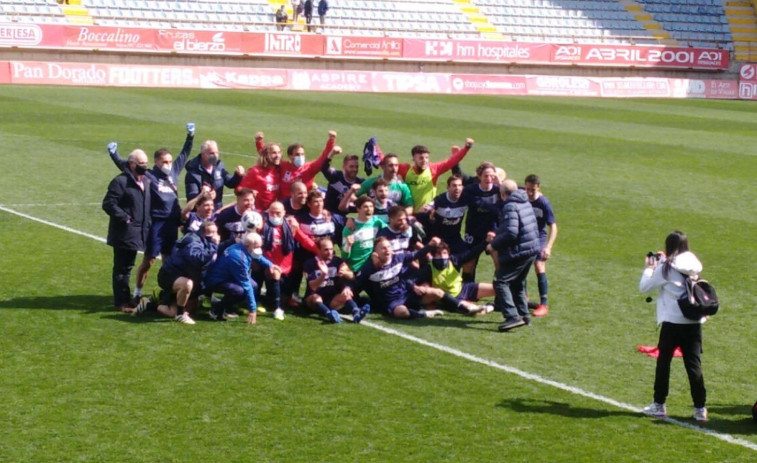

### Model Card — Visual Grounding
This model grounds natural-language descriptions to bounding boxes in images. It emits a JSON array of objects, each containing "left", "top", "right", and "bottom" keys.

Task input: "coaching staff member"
[
  {"left": 185, "top": 139, "right": 245, "bottom": 211},
  {"left": 102, "top": 149, "right": 151, "bottom": 313},
  {"left": 487, "top": 179, "right": 540, "bottom": 332}
]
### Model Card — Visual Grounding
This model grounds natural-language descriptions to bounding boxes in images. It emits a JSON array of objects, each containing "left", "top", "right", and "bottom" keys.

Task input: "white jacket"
[{"left": 639, "top": 251, "right": 703, "bottom": 325}]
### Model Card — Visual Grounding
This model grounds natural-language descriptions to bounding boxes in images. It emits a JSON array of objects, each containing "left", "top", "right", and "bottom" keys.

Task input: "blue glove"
[
  {"left": 186, "top": 122, "right": 195, "bottom": 136},
  {"left": 107, "top": 142, "right": 117, "bottom": 156}
]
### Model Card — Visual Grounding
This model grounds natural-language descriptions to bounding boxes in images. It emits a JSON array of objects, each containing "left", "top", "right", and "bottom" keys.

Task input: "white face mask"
[
  {"left": 160, "top": 164, "right": 172, "bottom": 176},
  {"left": 252, "top": 247, "right": 263, "bottom": 256},
  {"left": 268, "top": 216, "right": 283, "bottom": 227},
  {"left": 293, "top": 155, "right": 305, "bottom": 168}
]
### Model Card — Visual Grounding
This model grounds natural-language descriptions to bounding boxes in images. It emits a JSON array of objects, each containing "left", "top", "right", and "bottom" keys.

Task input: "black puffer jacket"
[{"left": 103, "top": 171, "right": 151, "bottom": 251}]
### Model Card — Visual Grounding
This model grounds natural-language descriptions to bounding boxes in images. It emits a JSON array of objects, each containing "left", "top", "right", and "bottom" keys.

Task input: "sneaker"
[
  {"left": 522, "top": 316, "right": 532, "bottom": 326},
  {"left": 223, "top": 311, "right": 239, "bottom": 320},
  {"left": 208, "top": 310, "right": 224, "bottom": 321},
  {"left": 498, "top": 318, "right": 526, "bottom": 332},
  {"left": 693, "top": 407, "right": 708, "bottom": 423},
  {"left": 642, "top": 402, "right": 667, "bottom": 418},
  {"left": 326, "top": 310, "right": 342, "bottom": 324},
  {"left": 482, "top": 303, "right": 495, "bottom": 314},
  {"left": 257, "top": 306, "right": 267, "bottom": 314},
  {"left": 425, "top": 309, "right": 444, "bottom": 318},
  {"left": 533, "top": 304, "right": 549, "bottom": 317},
  {"left": 273, "top": 308, "right": 285, "bottom": 321},
  {"left": 353, "top": 304, "right": 371, "bottom": 324},
  {"left": 290, "top": 293, "right": 303, "bottom": 305},
  {"left": 131, "top": 296, "right": 151, "bottom": 317},
  {"left": 175, "top": 312, "right": 196, "bottom": 325}
]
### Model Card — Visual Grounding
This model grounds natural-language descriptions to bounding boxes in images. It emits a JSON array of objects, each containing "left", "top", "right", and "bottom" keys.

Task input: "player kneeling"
[
  {"left": 133, "top": 221, "right": 220, "bottom": 324},
  {"left": 304, "top": 237, "right": 370, "bottom": 324}
]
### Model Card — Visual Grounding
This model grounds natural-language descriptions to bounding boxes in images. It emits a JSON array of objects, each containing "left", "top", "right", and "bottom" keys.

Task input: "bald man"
[{"left": 103, "top": 149, "right": 152, "bottom": 313}]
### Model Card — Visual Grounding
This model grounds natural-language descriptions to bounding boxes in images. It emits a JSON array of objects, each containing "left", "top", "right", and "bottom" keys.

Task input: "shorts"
[
  {"left": 146, "top": 219, "right": 179, "bottom": 258},
  {"left": 157, "top": 267, "right": 200, "bottom": 305},
  {"left": 535, "top": 236, "right": 548, "bottom": 262},
  {"left": 455, "top": 282, "right": 480, "bottom": 302},
  {"left": 446, "top": 236, "right": 468, "bottom": 257},
  {"left": 386, "top": 290, "right": 421, "bottom": 314}
]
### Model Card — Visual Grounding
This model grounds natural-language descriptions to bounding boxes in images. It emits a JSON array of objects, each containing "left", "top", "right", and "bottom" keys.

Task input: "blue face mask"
[
  {"left": 432, "top": 258, "right": 449, "bottom": 270},
  {"left": 268, "top": 216, "right": 283, "bottom": 227},
  {"left": 293, "top": 155, "right": 306, "bottom": 168}
]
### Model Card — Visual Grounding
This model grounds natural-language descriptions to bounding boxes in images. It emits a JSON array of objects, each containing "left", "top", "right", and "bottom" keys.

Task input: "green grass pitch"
[{"left": 1, "top": 85, "right": 757, "bottom": 462}]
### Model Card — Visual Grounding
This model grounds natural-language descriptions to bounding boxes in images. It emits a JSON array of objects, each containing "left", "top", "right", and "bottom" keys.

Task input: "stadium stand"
[{"left": 0, "top": 0, "right": 749, "bottom": 56}]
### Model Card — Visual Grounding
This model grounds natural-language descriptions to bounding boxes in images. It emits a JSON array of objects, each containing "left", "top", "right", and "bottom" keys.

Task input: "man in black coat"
[
  {"left": 103, "top": 149, "right": 151, "bottom": 312},
  {"left": 184, "top": 139, "right": 244, "bottom": 211},
  {"left": 486, "top": 179, "right": 541, "bottom": 332}
]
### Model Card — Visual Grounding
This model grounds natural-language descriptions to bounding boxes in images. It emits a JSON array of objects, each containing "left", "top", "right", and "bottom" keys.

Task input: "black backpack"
[{"left": 677, "top": 275, "right": 719, "bottom": 320}]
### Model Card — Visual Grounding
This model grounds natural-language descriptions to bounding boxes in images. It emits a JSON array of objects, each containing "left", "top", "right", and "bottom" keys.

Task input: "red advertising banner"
[
  {"left": 155, "top": 29, "right": 243, "bottom": 54},
  {"left": 739, "top": 63, "right": 757, "bottom": 82},
  {"left": 404, "top": 38, "right": 552, "bottom": 63},
  {"left": 0, "top": 23, "right": 730, "bottom": 70},
  {"left": 62, "top": 25, "right": 156, "bottom": 51},
  {"left": 449, "top": 74, "right": 527, "bottom": 95},
  {"left": 0, "top": 60, "right": 740, "bottom": 99},
  {"left": 552, "top": 44, "right": 729, "bottom": 69},
  {"left": 324, "top": 36, "right": 403, "bottom": 58},
  {"left": 242, "top": 32, "right": 324, "bottom": 55}
]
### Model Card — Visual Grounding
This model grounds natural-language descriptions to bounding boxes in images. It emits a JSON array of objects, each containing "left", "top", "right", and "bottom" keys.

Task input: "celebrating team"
[{"left": 102, "top": 124, "right": 557, "bottom": 331}]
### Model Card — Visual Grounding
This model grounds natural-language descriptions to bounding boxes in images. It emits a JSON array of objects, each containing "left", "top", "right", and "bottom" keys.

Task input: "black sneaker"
[
  {"left": 208, "top": 310, "right": 224, "bottom": 321},
  {"left": 131, "top": 297, "right": 151, "bottom": 317},
  {"left": 498, "top": 318, "right": 526, "bottom": 332}
]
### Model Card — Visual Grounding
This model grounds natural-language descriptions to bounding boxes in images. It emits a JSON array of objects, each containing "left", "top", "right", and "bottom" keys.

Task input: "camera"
[{"left": 646, "top": 251, "right": 659, "bottom": 262}]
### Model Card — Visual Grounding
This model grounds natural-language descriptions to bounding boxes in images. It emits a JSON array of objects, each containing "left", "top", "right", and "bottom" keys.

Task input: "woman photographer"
[{"left": 639, "top": 230, "right": 708, "bottom": 422}]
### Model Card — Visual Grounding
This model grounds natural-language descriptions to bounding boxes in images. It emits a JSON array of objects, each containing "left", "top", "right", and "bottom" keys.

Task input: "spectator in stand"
[
  {"left": 341, "top": 195, "right": 387, "bottom": 272},
  {"left": 460, "top": 162, "right": 502, "bottom": 282},
  {"left": 102, "top": 149, "right": 151, "bottom": 313},
  {"left": 354, "top": 153, "right": 413, "bottom": 215},
  {"left": 317, "top": 0, "right": 329, "bottom": 30},
  {"left": 275, "top": 5, "right": 288, "bottom": 31},
  {"left": 106, "top": 123, "right": 195, "bottom": 301},
  {"left": 215, "top": 187, "right": 256, "bottom": 252},
  {"left": 524, "top": 174, "right": 558, "bottom": 318},
  {"left": 181, "top": 188, "right": 216, "bottom": 235},
  {"left": 133, "top": 221, "right": 220, "bottom": 325},
  {"left": 304, "top": 237, "right": 370, "bottom": 324},
  {"left": 238, "top": 141, "right": 282, "bottom": 212},
  {"left": 256, "top": 201, "right": 319, "bottom": 321},
  {"left": 354, "top": 237, "right": 444, "bottom": 320},
  {"left": 254, "top": 130, "right": 338, "bottom": 200},
  {"left": 321, "top": 152, "right": 363, "bottom": 216},
  {"left": 395, "top": 139, "right": 474, "bottom": 213},
  {"left": 292, "top": 0, "right": 302, "bottom": 25},
  {"left": 204, "top": 232, "right": 280, "bottom": 324},
  {"left": 304, "top": 0, "right": 314, "bottom": 32},
  {"left": 185, "top": 139, "right": 244, "bottom": 210},
  {"left": 487, "top": 179, "right": 541, "bottom": 332}
]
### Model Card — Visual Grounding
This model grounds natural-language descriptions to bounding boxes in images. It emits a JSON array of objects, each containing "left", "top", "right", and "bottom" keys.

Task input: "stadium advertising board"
[
  {"left": 0, "top": 60, "right": 739, "bottom": 99},
  {"left": 555, "top": 44, "right": 729, "bottom": 69},
  {"left": 738, "top": 63, "right": 757, "bottom": 100},
  {"left": 156, "top": 29, "right": 243, "bottom": 54},
  {"left": 0, "top": 23, "right": 729, "bottom": 70},
  {"left": 325, "top": 36, "right": 402, "bottom": 58}
]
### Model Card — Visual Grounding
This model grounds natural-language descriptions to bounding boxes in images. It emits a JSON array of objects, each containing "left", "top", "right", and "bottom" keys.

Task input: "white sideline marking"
[
  {"left": 2, "top": 205, "right": 756, "bottom": 453},
  {"left": 3, "top": 202, "right": 102, "bottom": 207},
  {"left": 0, "top": 205, "right": 106, "bottom": 244}
]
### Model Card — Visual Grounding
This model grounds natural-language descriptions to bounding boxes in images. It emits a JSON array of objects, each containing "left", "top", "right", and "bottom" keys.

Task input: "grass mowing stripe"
[
  {"left": 360, "top": 319, "right": 757, "bottom": 453},
  {"left": 5, "top": 204, "right": 756, "bottom": 454}
]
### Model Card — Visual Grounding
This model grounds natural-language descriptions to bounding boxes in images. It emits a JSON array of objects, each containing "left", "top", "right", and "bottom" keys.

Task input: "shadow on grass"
[
  {"left": 698, "top": 404, "right": 757, "bottom": 435},
  {"left": 378, "top": 313, "right": 503, "bottom": 331},
  {"left": 0, "top": 294, "right": 113, "bottom": 313},
  {"left": 497, "top": 397, "right": 639, "bottom": 419}
]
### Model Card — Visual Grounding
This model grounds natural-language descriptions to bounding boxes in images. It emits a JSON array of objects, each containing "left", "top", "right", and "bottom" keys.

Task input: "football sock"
[
  {"left": 409, "top": 309, "right": 426, "bottom": 319},
  {"left": 133, "top": 287, "right": 142, "bottom": 298},
  {"left": 344, "top": 299, "right": 358, "bottom": 315},
  {"left": 441, "top": 293, "right": 463, "bottom": 312},
  {"left": 176, "top": 305, "right": 185, "bottom": 316},
  {"left": 537, "top": 272, "right": 548, "bottom": 305},
  {"left": 267, "top": 279, "right": 281, "bottom": 309},
  {"left": 315, "top": 302, "right": 330, "bottom": 317}
]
